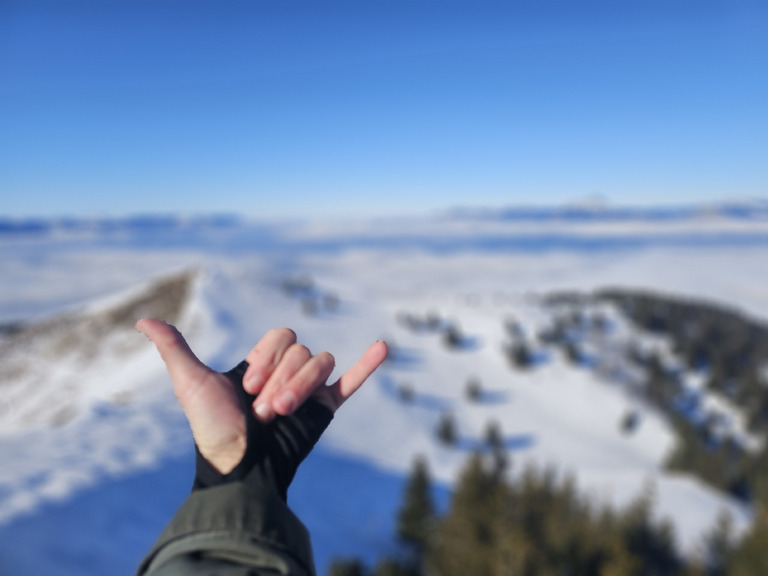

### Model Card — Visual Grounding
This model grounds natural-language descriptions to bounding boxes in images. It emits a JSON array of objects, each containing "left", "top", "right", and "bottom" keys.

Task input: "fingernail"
[
  {"left": 254, "top": 403, "right": 273, "bottom": 422},
  {"left": 245, "top": 373, "right": 263, "bottom": 393},
  {"left": 274, "top": 390, "right": 297, "bottom": 414}
]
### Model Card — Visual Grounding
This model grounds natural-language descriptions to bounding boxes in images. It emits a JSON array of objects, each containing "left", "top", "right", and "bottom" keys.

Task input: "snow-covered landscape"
[{"left": 2, "top": 203, "right": 768, "bottom": 575}]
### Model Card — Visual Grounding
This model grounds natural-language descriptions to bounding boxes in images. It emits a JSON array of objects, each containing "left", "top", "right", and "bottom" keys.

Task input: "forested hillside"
[{"left": 331, "top": 288, "right": 768, "bottom": 576}]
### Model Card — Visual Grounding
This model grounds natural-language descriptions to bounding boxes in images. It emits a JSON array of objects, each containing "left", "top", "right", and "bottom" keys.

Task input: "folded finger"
[
  {"left": 272, "top": 351, "right": 336, "bottom": 416},
  {"left": 243, "top": 328, "right": 297, "bottom": 395},
  {"left": 252, "top": 343, "right": 311, "bottom": 422}
]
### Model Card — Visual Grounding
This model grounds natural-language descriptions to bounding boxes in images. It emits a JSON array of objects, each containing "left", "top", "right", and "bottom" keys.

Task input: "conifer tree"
[
  {"left": 442, "top": 323, "right": 463, "bottom": 349},
  {"left": 508, "top": 341, "right": 533, "bottom": 369},
  {"left": 465, "top": 376, "right": 483, "bottom": 402},
  {"left": 436, "top": 412, "right": 457, "bottom": 446},
  {"left": 699, "top": 512, "right": 734, "bottom": 576},
  {"left": 428, "top": 453, "right": 503, "bottom": 576},
  {"left": 727, "top": 513, "right": 768, "bottom": 575},
  {"left": 619, "top": 485, "right": 680, "bottom": 575},
  {"left": 484, "top": 419, "right": 503, "bottom": 451},
  {"left": 372, "top": 558, "right": 420, "bottom": 576},
  {"left": 397, "top": 456, "right": 436, "bottom": 551},
  {"left": 329, "top": 558, "right": 367, "bottom": 576}
]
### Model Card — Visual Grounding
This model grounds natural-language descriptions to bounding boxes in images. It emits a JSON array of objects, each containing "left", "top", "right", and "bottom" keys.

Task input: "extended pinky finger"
[{"left": 324, "top": 341, "right": 388, "bottom": 412}]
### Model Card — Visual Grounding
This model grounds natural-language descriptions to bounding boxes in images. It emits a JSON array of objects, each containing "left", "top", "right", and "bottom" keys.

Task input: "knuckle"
[
  {"left": 163, "top": 327, "right": 184, "bottom": 348},
  {"left": 318, "top": 351, "right": 335, "bottom": 370},
  {"left": 245, "top": 349, "right": 266, "bottom": 370},
  {"left": 251, "top": 365, "right": 269, "bottom": 383},
  {"left": 274, "top": 327, "right": 297, "bottom": 342},
  {"left": 260, "top": 327, "right": 295, "bottom": 347},
  {"left": 290, "top": 343, "right": 311, "bottom": 359}
]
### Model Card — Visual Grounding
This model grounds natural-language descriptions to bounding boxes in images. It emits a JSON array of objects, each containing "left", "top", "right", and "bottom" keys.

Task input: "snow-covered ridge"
[
  {"left": 3, "top": 200, "right": 768, "bottom": 251},
  {"left": 0, "top": 270, "right": 196, "bottom": 435}
]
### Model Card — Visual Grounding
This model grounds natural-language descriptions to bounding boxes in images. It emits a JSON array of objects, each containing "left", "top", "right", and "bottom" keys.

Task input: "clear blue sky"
[{"left": 2, "top": 0, "right": 766, "bottom": 218}]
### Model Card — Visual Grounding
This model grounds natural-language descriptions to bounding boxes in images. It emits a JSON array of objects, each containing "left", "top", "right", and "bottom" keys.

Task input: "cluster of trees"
[
  {"left": 537, "top": 288, "right": 768, "bottom": 506},
  {"left": 396, "top": 309, "right": 471, "bottom": 352},
  {"left": 541, "top": 289, "right": 768, "bottom": 571},
  {"left": 332, "top": 453, "right": 768, "bottom": 575},
  {"left": 397, "top": 310, "right": 445, "bottom": 334},
  {"left": 280, "top": 274, "right": 339, "bottom": 317},
  {"left": 503, "top": 317, "right": 534, "bottom": 369},
  {"left": 351, "top": 288, "right": 768, "bottom": 574},
  {"left": 597, "top": 289, "right": 768, "bottom": 433},
  {"left": 503, "top": 304, "right": 612, "bottom": 371},
  {"left": 593, "top": 289, "right": 768, "bottom": 505}
]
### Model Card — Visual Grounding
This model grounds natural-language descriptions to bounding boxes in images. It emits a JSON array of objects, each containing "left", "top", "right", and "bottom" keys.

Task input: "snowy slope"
[{"left": 1, "top": 208, "right": 767, "bottom": 574}]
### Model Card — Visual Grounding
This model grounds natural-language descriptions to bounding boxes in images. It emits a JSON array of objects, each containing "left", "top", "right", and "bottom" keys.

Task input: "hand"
[{"left": 136, "top": 319, "right": 388, "bottom": 474}]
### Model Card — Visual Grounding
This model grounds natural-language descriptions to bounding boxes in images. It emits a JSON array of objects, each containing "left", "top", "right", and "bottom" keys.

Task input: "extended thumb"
[{"left": 135, "top": 318, "right": 207, "bottom": 383}]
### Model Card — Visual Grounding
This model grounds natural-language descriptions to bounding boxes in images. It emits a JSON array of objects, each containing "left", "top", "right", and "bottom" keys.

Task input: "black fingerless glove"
[{"left": 192, "top": 360, "right": 334, "bottom": 501}]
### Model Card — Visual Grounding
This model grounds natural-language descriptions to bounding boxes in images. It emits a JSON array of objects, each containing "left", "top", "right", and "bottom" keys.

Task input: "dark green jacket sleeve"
[{"left": 136, "top": 480, "right": 315, "bottom": 576}]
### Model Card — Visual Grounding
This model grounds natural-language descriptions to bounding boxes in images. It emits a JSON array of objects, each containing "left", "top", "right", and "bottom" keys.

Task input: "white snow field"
[{"left": 1, "top": 206, "right": 768, "bottom": 575}]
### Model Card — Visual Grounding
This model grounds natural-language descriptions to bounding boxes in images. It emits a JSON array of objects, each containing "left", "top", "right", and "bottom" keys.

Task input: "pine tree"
[
  {"left": 565, "top": 341, "right": 582, "bottom": 364},
  {"left": 372, "top": 558, "right": 420, "bottom": 576},
  {"left": 436, "top": 413, "right": 457, "bottom": 446},
  {"left": 727, "top": 512, "right": 768, "bottom": 575},
  {"left": 619, "top": 484, "right": 681, "bottom": 575},
  {"left": 397, "top": 456, "right": 436, "bottom": 551},
  {"left": 699, "top": 511, "right": 734, "bottom": 576},
  {"left": 485, "top": 420, "right": 503, "bottom": 451},
  {"left": 506, "top": 341, "right": 532, "bottom": 369},
  {"left": 601, "top": 536, "right": 642, "bottom": 576},
  {"left": 428, "top": 453, "right": 503, "bottom": 576},
  {"left": 329, "top": 558, "right": 367, "bottom": 576},
  {"left": 466, "top": 376, "right": 483, "bottom": 402},
  {"left": 443, "top": 324, "right": 463, "bottom": 350}
]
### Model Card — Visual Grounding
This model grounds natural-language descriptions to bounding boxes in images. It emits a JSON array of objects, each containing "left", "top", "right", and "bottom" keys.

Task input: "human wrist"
[{"left": 198, "top": 435, "right": 247, "bottom": 475}]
